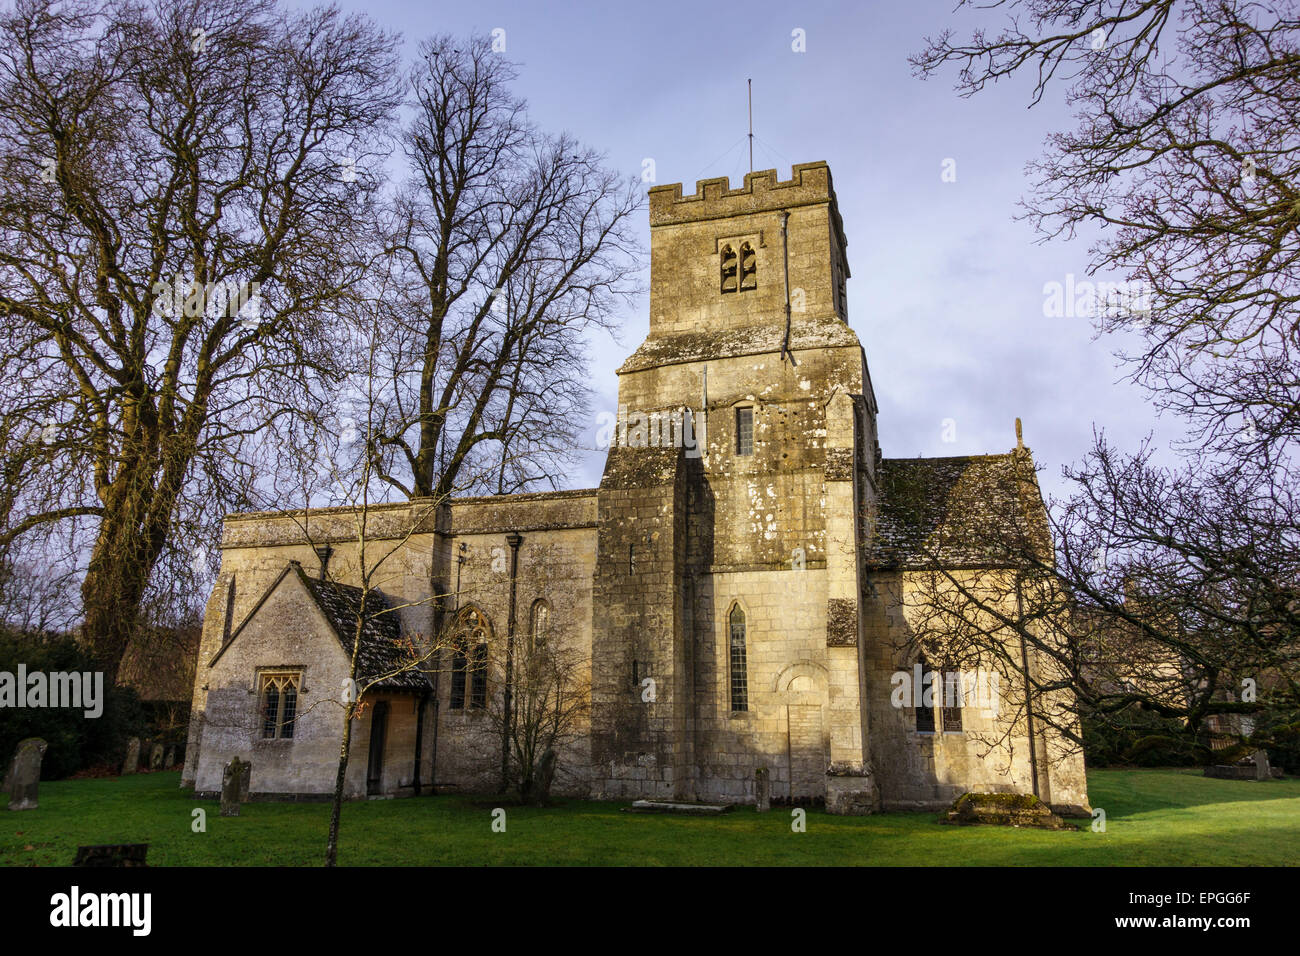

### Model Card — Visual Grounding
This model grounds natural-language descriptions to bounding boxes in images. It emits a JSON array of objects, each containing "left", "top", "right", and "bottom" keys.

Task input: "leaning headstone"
[
  {"left": 220, "top": 757, "right": 245, "bottom": 817},
  {"left": 163, "top": 746, "right": 175, "bottom": 768},
  {"left": 73, "top": 844, "right": 149, "bottom": 867},
  {"left": 755, "top": 767, "right": 771, "bottom": 813},
  {"left": 149, "top": 742, "right": 164, "bottom": 771},
  {"left": 533, "top": 748, "right": 557, "bottom": 806},
  {"left": 238, "top": 760, "right": 251, "bottom": 803},
  {"left": 5, "top": 738, "right": 48, "bottom": 811},
  {"left": 121, "top": 737, "right": 141, "bottom": 775},
  {"left": 1254, "top": 750, "right": 1271, "bottom": 781}
]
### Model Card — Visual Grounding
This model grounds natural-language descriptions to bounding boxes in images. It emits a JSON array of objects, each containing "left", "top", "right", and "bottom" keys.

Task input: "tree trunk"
[
  {"left": 325, "top": 700, "right": 356, "bottom": 868},
  {"left": 79, "top": 504, "right": 159, "bottom": 688}
]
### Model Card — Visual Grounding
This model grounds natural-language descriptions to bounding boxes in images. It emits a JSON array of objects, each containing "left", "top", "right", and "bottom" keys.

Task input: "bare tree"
[
  {"left": 914, "top": 0, "right": 1300, "bottom": 458},
  {"left": 369, "top": 33, "right": 642, "bottom": 501},
  {"left": 0, "top": 0, "right": 401, "bottom": 683},
  {"left": 467, "top": 545, "right": 589, "bottom": 804},
  {"left": 244, "top": 280, "right": 488, "bottom": 867},
  {"left": 881, "top": 442, "right": 1299, "bottom": 762},
  {"left": 910, "top": 0, "right": 1300, "bottom": 761},
  {"left": 0, "top": 554, "right": 81, "bottom": 637}
]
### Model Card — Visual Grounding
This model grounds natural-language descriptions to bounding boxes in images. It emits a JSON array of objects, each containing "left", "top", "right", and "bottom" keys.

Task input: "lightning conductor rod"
[{"left": 747, "top": 78, "right": 753, "bottom": 173}]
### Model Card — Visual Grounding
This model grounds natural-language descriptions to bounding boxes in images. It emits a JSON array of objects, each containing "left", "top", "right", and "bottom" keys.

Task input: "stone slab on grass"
[
  {"left": 944, "top": 792, "right": 1072, "bottom": 830},
  {"left": 625, "top": 800, "right": 733, "bottom": 815}
]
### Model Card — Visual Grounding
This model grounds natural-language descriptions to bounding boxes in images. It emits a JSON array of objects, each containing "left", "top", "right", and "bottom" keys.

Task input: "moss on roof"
[
  {"left": 293, "top": 565, "right": 431, "bottom": 692},
  {"left": 866, "top": 452, "right": 1053, "bottom": 570}
]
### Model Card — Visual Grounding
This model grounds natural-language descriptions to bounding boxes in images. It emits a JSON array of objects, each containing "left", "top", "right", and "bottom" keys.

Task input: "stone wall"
[
  {"left": 859, "top": 570, "right": 1090, "bottom": 811},
  {"left": 192, "top": 571, "right": 380, "bottom": 798}
]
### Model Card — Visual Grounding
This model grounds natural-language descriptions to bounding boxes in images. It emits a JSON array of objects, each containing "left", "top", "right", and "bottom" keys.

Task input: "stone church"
[{"left": 182, "top": 161, "right": 1090, "bottom": 815}]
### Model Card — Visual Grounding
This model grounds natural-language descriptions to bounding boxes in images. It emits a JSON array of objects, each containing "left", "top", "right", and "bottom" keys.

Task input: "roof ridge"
[{"left": 882, "top": 452, "right": 1020, "bottom": 464}]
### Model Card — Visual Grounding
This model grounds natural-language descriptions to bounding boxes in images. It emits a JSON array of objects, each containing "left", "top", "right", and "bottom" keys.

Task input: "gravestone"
[
  {"left": 121, "top": 737, "right": 141, "bottom": 775},
  {"left": 755, "top": 767, "right": 771, "bottom": 813},
  {"left": 1254, "top": 750, "right": 1271, "bottom": 781},
  {"left": 533, "top": 748, "right": 557, "bottom": 806},
  {"left": 73, "top": 844, "right": 149, "bottom": 867},
  {"left": 220, "top": 757, "right": 246, "bottom": 817},
  {"left": 163, "top": 746, "right": 175, "bottom": 768},
  {"left": 149, "top": 742, "right": 164, "bottom": 771},
  {"left": 238, "top": 760, "right": 251, "bottom": 802},
  {"left": 5, "top": 738, "right": 48, "bottom": 811}
]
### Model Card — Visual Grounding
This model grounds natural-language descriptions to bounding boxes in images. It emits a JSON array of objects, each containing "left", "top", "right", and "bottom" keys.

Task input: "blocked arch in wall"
[
  {"left": 772, "top": 659, "right": 830, "bottom": 802},
  {"left": 772, "top": 660, "right": 828, "bottom": 699}
]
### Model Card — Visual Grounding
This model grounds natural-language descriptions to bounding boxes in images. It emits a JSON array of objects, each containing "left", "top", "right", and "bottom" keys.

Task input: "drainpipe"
[
  {"left": 430, "top": 542, "right": 466, "bottom": 794},
  {"left": 779, "top": 209, "right": 795, "bottom": 366},
  {"left": 700, "top": 365, "right": 708, "bottom": 456},
  {"left": 501, "top": 532, "right": 524, "bottom": 792},
  {"left": 1017, "top": 575, "right": 1041, "bottom": 798}
]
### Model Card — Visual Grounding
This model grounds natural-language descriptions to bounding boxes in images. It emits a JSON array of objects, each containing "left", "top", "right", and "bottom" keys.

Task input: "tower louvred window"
[
  {"left": 739, "top": 241, "right": 757, "bottom": 290},
  {"left": 720, "top": 244, "right": 738, "bottom": 293}
]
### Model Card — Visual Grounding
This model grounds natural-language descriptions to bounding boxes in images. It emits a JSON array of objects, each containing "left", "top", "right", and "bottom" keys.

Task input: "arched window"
[
  {"left": 470, "top": 643, "right": 488, "bottom": 709},
  {"left": 720, "top": 244, "right": 738, "bottom": 293},
  {"left": 729, "top": 604, "right": 748, "bottom": 712},
  {"left": 260, "top": 671, "right": 300, "bottom": 739},
  {"left": 450, "top": 606, "right": 490, "bottom": 710},
  {"left": 450, "top": 643, "right": 469, "bottom": 710},
  {"left": 530, "top": 599, "right": 551, "bottom": 653},
  {"left": 916, "top": 656, "right": 936, "bottom": 732},
  {"left": 942, "top": 667, "right": 964, "bottom": 733},
  {"left": 739, "top": 241, "right": 757, "bottom": 291}
]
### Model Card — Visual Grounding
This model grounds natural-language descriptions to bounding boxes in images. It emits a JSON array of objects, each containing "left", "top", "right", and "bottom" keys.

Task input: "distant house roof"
[
  {"left": 117, "top": 624, "right": 201, "bottom": 702},
  {"left": 210, "top": 563, "right": 431, "bottom": 692},
  {"left": 866, "top": 452, "right": 1053, "bottom": 570}
]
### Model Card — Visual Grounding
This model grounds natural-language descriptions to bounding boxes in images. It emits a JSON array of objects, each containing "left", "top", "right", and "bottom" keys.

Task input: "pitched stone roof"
[
  {"left": 291, "top": 564, "right": 431, "bottom": 691},
  {"left": 866, "top": 452, "right": 1053, "bottom": 570}
]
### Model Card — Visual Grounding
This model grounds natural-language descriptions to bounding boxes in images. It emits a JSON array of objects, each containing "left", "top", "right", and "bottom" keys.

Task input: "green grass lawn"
[{"left": 2, "top": 768, "right": 1296, "bottom": 866}]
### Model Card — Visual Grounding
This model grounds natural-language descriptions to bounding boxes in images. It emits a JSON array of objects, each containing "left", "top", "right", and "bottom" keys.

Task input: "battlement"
[{"left": 649, "top": 161, "right": 846, "bottom": 254}]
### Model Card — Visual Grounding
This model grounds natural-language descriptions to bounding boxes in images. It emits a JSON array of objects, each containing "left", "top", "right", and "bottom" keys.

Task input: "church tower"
[{"left": 590, "top": 162, "right": 881, "bottom": 811}]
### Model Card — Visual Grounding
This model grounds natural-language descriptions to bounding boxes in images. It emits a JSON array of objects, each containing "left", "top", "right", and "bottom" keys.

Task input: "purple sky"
[{"left": 318, "top": 0, "right": 1179, "bottom": 504}]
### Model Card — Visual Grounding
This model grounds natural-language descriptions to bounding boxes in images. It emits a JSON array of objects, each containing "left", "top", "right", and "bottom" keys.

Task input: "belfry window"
[
  {"left": 739, "top": 241, "right": 757, "bottom": 291},
  {"left": 720, "top": 244, "right": 738, "bottom": 293},
  {"left": 729, "top": 604, "right": 748, "bottom": 712},
  {"left": 260, "top": 671, "right": 300, "bottom": 739},
  {"left": 720, "top": 241, "right": 757, "bottom": 294}
]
